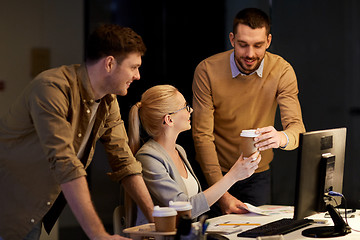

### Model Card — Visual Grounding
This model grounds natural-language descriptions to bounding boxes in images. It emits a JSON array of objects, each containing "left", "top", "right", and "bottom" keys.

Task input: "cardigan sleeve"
[
  {"left": 192, "top": 60, "right": 223, "bottom": 186},
  {"left": 276, "top": 61, "right": 306, "bottom": 150}
]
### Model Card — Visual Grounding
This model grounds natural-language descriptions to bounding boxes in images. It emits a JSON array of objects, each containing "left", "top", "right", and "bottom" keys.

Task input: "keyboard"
[{"left": 237, "top": 218, "right": 314, "bottom": 238}]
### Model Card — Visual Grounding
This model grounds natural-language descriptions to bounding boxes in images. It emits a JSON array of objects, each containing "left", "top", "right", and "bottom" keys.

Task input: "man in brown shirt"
[
  {"left": 192, "top": 8, "right": 305, "bottom": 216},
  {"left": 0, "top": 24, "right": 153, "bottom": 240}
]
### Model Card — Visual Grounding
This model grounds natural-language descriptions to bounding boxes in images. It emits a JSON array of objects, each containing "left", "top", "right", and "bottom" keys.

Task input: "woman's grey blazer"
[{"left": 135, "top": 139, "right": 210, "bottom": 223}]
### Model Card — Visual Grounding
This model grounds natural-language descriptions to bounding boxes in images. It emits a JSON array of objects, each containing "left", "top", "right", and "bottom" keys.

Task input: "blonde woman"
[{"left": 128, "top": 85, "right": 260, "bottom": 224}]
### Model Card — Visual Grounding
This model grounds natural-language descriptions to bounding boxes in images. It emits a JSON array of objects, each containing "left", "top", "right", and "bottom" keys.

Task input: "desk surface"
[{"left": 205, "top": 205, "right": 360, "bottom": 240}]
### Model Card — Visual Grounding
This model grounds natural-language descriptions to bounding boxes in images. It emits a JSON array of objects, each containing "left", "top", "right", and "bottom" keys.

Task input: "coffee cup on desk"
[
  {"left": 152, "top": 206, "right": 177, "bottom": 232},
  {"left": 240, "top": 129, "right": 260, "bottom": 157},
  {"left": 169, "top": 201, "right": 192, "bottom": 227}
]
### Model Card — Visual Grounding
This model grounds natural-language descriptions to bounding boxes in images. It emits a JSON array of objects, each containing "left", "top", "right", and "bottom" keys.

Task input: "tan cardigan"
[{"left": 192, "top": 50, "right": 305, "bottom": 186}]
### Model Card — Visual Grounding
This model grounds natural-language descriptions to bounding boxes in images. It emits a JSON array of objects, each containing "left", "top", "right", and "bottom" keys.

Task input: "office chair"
[{"left": 113, "top": 185, "right": 137, "bottom": 235}]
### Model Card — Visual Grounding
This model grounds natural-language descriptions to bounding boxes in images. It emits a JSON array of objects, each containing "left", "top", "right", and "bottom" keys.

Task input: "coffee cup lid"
[
  {"left": 152, "top": 206, "right": 177, "bottom": 217},
  {"left": 240, "top": 129, "right": 260, "bottom": 137},
  {"left": 169, "top": 201, "right": 192, "bottom": 211}
]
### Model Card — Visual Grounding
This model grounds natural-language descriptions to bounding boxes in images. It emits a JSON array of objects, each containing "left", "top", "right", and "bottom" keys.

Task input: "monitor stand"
[{"left": 302, "top": 204, "right": 351, "bottom": 238}]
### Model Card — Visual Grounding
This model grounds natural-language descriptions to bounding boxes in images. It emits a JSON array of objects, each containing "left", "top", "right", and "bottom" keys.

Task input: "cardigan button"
[
  {"left": 30, "top": 219, "right": 35, "bottom": 223},
  {"left": 78, "top": 133, "right": 82, "bottom": 138}
]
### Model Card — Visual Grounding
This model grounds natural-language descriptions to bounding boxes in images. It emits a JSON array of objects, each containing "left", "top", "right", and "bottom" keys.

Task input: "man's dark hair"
[
  {"left": 233, "top": 8, "right": 271, "bottom": 35},
  {"left": 85, "top": 24, "right": 146, "bottom": 63}
]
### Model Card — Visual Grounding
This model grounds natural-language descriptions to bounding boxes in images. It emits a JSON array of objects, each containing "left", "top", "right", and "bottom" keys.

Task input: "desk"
[{"left": 205, "top": 205, "right": 360, "bottom": 240}]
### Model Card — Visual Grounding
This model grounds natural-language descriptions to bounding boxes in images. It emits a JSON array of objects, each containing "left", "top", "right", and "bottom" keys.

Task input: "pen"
[
  {"left": 218, "top": 223, "right": 261, "bottom": 226},
  {"left": 203, "top": 221, "right": 210, "bottom": 234}
]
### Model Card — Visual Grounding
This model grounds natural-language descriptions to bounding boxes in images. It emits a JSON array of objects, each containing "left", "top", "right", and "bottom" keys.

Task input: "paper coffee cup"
[
  {"left": 240, "top": 129, "right": 260, "bottom": 157},
  {"left": 169, "top": 201, "right": 192, "bottom": 226},
  {"left": 152, "top": 206, "right": 177, "bottom": 232}
]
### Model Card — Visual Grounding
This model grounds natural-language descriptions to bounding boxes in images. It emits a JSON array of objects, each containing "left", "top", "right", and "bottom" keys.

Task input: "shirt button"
[
  {"left": 78, "top": 133, "right": 82, "bottom": 138},
  {"left": 86, "top": 109, "right": 91, "bottom": 114},
  {"left": 90, "top": 99, "right": 94, "bottom": 103},
  {"left": 83, "top": 99, "right": 86, "bottom": 103},
  {"left": 30, "top": 219, "right": 35, "bottom": 223}
]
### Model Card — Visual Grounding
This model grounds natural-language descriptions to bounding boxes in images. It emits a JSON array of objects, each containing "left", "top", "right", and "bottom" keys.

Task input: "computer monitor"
[{"left": 293, "top": 127, "right": 351, "bottom": 237}]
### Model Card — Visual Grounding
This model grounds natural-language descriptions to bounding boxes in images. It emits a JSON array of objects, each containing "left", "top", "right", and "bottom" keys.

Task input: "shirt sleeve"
[
  {"left": 101, "top": 98, "right": 142, "bottom": 182},
  {"left": 277, "top": 62, "right": 306, "bottom": 150},
  {"left": 29, "top": 80, "right": 87, "bottom": 184},
  {"left": 192, "top": 61, "right": 223, "bottom": 186}
]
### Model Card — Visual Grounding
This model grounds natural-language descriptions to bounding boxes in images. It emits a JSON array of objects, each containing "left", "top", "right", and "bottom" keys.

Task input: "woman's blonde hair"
[{"left": 128, "top": 85, "right": 179, "bottom": 154}]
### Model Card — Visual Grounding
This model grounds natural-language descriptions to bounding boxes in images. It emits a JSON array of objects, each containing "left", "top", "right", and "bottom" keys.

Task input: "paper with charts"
[{"left": 206, "top": 219, "right": 261, "bottom": 234}]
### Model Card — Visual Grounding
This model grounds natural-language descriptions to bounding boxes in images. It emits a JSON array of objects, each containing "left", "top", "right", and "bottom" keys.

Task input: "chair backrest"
[{"left": 113, "top": 185, "right": 137, "bottom": 235}]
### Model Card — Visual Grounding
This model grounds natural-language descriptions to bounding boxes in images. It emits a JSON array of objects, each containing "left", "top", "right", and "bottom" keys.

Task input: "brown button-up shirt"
[{"left": 0, "top": 64, "right": 142, "bottom": 240}]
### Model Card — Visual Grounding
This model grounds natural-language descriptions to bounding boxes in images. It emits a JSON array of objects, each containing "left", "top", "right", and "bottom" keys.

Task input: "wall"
[
  {"left": 0, "top": 0, "right": 84, "bottom": 238},
  {"left": 270, "top": 0, "right": 360, "bottom": 208},
  {"left": 0, "top": 0, "right": 84, "bottom": 116}
]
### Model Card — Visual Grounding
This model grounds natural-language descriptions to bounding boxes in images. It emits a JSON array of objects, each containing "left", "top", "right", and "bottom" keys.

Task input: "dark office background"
[
  {"left": 1, "top": 0, "right": 359, "bottom": 239},
  {"left": 85, "top": 0, "right": 360, "bottom": 237},
  {"left": 59, "top": 0, "right": 360, "bottom": 238}
]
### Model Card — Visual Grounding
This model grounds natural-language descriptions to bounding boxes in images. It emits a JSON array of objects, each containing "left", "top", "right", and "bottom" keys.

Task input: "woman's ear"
[{"left": 163, "top": 115, "right": 173, "bottom": 125}]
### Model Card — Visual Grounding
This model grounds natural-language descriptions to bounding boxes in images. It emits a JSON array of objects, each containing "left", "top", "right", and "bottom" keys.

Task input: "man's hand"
[
  {"left": 218, "top": 192, "right": 249, "bottom": 214},
  {"left": 93, "top": 234, "right": 131, "bottom": 240},
  {"left": 254, "top": 126, "right": 288, "bottom": 151}
]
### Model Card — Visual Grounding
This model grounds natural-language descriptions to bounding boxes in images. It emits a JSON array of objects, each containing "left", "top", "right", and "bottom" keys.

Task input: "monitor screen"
[{"left": 293, "top": 127, "right": 347, "bottom": 220}]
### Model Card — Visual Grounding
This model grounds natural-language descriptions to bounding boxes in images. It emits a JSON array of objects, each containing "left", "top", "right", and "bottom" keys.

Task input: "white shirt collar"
[{"left": 230, "top": 51, "right": 264, "bottom": 78}]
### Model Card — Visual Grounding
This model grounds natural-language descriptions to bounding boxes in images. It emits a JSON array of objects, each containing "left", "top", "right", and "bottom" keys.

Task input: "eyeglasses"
[{"left": 168, "top": 104, "right": 191, "bottom": 115}]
